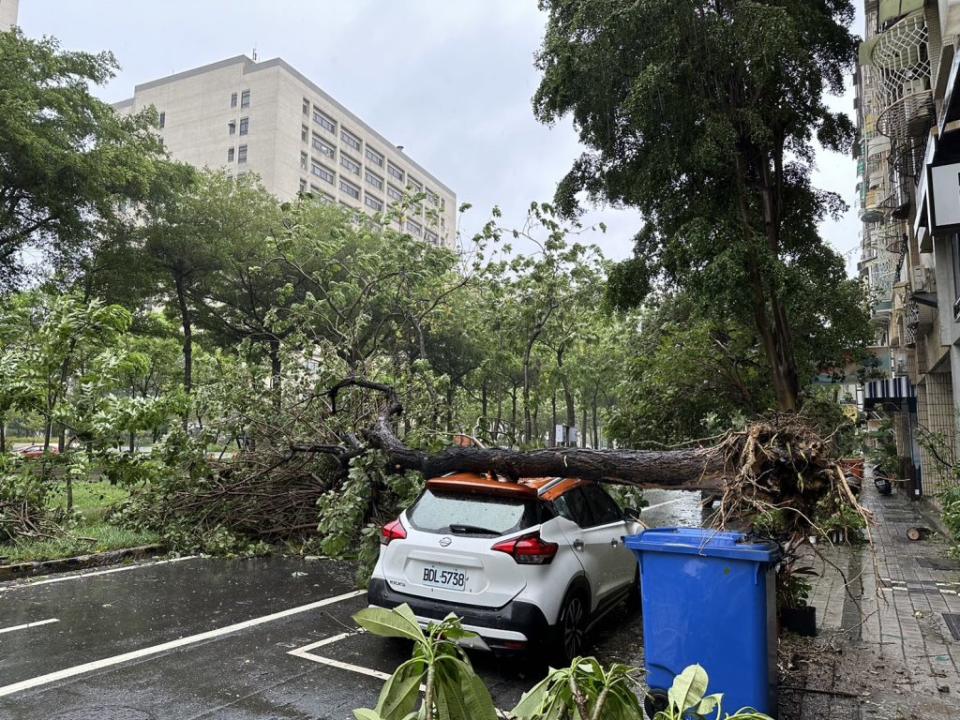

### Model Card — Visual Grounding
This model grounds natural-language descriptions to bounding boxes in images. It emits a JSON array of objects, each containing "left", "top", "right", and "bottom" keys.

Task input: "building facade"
[
  {"left": 114, "top": 55, "right": 456, "bottom": 249},
  {"left": 856, "top": 0, "right": 960, "bottom": 495},
  {"left": 0, "top": 0, "right": 19, "bottom": 30}
]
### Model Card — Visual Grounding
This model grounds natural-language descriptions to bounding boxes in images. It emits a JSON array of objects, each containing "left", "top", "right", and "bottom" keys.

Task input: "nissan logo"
[{"left": 439, "top": 537, "right": 452, "bottom": 547}]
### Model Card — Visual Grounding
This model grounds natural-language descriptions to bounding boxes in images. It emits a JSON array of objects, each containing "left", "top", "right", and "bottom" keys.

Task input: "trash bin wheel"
[{"left": 643, "top": 688, "right": 669, "bottom": 719}]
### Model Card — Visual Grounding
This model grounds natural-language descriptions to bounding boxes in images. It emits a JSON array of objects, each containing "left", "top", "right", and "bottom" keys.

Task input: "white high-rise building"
[
  {"left": 115, "top": 55, "right": 456, "bottom": 248},
  {"left": 0, "top": 0, "right": 19, "bottom": 30}
]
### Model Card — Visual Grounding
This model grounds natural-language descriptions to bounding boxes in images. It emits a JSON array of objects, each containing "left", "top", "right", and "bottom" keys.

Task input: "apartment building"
[
  {"left": 0, "top": 0, "right": 19, "bottom": 30},
  {"left": 114, "top": 55, "right": 456, "bottom": 249},
  {"left": 855, "top": 0, "right": 960, "bottom": 495}
]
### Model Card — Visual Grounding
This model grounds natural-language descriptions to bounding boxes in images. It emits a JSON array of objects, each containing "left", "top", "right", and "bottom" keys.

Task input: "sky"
[{"left": 19, "top": 0, "right": 862, "bottom": 275}]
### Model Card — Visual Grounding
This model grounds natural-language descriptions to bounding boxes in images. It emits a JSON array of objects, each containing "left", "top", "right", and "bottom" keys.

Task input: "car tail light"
[
  {"left": 381, "top": 518, "right": 407, "bottom": 545},
  {"left": 491, "top": 532, "right": 558, "bottom": 565}
]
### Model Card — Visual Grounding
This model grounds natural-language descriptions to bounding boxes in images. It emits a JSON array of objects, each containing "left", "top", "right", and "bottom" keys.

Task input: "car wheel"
[{"left": 555, "top": 591, "right": 587, "bottom": 663}]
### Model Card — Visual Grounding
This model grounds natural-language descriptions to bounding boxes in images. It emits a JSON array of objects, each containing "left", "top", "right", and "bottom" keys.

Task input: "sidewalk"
[{"left": 781, "top": 478, "right": 960, "bottom": 719}]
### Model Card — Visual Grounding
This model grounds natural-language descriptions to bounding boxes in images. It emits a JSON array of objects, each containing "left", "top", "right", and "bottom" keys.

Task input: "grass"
[{"left": 0, "top": 480, "right": 160, "bottom": 565}]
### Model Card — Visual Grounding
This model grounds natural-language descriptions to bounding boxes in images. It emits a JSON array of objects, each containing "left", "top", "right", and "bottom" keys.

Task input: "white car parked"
[{"left": 367, "top": 472, "right": 642, "bottom": 661}]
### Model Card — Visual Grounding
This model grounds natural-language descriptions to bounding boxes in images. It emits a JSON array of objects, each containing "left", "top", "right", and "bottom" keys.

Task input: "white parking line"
[
  {"left": 0, "top": 618, "right": 59, "bottom": 635},
  {"left": 0, "top": 556, "right": 199, "bottom": 590},
  {"left": 0, "top": 589, "right": 365, "bottom": 698},
  {"left": 288, "top": 631, "right": 391, "bottom": 681}
]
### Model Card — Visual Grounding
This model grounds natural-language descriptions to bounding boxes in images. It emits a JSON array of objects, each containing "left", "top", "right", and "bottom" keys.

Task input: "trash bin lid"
[{"left": 624, "top": 527, "right": 780, "bottom": 563}]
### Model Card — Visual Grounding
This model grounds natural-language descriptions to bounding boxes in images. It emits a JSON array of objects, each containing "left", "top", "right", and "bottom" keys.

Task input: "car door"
[
  {"left": 554, "top": 485, "right": 628, "bottom": 610},
  {"left": 580, "top": 484, "right": 637, "bottom": 593}
]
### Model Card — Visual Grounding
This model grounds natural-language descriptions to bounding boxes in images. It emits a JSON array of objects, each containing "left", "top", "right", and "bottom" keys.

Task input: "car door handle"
[{"left": 573, "top": 539, "right": 584, "bottom": 551}]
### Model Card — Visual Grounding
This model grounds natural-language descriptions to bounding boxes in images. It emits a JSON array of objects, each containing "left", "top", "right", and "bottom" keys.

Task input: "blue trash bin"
[{"left": 625, "top": 528, "right": 781, "bottom": 718}]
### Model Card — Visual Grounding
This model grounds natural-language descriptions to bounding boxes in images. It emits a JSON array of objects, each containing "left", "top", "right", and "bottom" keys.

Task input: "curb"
[{"left": 0, "top": 544, "right": 167, "bottom": 581}]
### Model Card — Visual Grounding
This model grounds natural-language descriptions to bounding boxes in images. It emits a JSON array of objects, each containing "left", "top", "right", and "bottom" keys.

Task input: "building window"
[
  {"left": 227, "top": 147, "right": 235, "bottom": 162},
  {"left": 313, "top": 109, "right": 336, "bottom": 134},
  {"left": 311, "top": 159, "right": 335, "bottom": 184},
  {"left": 299, "top": 178, "right": 307, "bottom": 193},
  {"left": 301, "top": 125, "right": 309, "bottom": 142},
  {"left": 365, "top": 169, "right": 384, "bottom": 191},
  {"left": 310, "top": 185, "right": 335, "bottom": 204},
  {"left": 300, "top": 151, "right": 308, "bottom": 170},
  {"left": 312, "top": 133, "right": 336, "bottom": 159},
  {"left": 340, "top": 153, "right": 361, "bottom": 176},
  {"left": 339, "top": 178, "right": 360, "bottom": 199},
  {"left": 228, "top": 120, "right": 236, "bottom": 136},
  {"left": 364, "top": 193, "right": 384, "bottom": 212},
  {"left": 426, "top": 190, "right": 439, "bottom": 207},
  {"left": 237, "top": 144, "right": 248, "bottom": 164},
  {"left": 240, "top": 90, "right": 250, "bottom": 108},
  {"left": 341, "top": 128, "right": 362, "bottom": 151},
  {"left": 158, "top": 111, "right": 166, "bottom": 128},
  {"left": 239, "top": 117, "right": 249, "bottom": 136},
  {"left": 387, "top": 163, "right": 404, "bottom": 182},
  {"left": 405, "top": 219, "right": 423, "bottom": 237},
  {"left": 387, "top": 184, "right": 403, "bottom": 202},
  {"left": 424, "top": 229, "right": 439, "bottom": 245},
  {"left": 231, "top": 92, "right": 238, "bottom": 108},
  {"left": 365, "top": 146, "right": 384, "bottom": 167},
  {"left": 303, "top": 98, "right": 310, "bottom": 114},
  {"left": 407, "top": 177, "right": 422, "bottom": 193}
]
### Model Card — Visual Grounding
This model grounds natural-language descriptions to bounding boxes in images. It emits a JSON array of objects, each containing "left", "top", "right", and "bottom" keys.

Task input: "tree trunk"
[
  {"left": 733, "top": 153, "right": 799, "bottom": 411},
  {"left": 174, "top": 274, "right": 193, "bottom": 397},
  {"left": 129, "top": 430, "right": 136, "bottom": 454},
  {"left": 580, "top": 402, "right": 588, "bottom": 448},
  {"left": 328, "top": 379, "right": 725, "bottom": 490},
  {"left": 550, "top": 389, "right": 557, "bottom": 446},
  {"left": 591, "top": 391, "right": 599, "bottom": 449},
  {"left": 269, "top": 338, "right": 282, "bottom": 410},
  {"left": 0, "top": 417, "right": 5, "bottom": 454},
  {"left": 480, "top": 379, "right": 488, "bottom": 441}
]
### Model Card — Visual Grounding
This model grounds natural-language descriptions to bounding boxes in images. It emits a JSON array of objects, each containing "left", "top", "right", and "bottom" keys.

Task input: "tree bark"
[
  {"left": 269, "top": 338, "right": 282, "bottom": 410},
  {"left": 174, "top": 274, "right": 193, "bottom": 396},
  {"left": 328, "top": 379, "right": 725, "bottom": 491}
]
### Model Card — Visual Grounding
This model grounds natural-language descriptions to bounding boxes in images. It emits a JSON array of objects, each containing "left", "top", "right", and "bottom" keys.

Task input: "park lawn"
[{"left": 0, "top": 480, "right": 160, "bottom": 565}]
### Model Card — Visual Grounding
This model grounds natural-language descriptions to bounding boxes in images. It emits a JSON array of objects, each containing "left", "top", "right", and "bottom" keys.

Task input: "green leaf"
[
  {"left": 353, "top": 605, "right": 424, "bottom": 642},
  {"left": 353, "top": 709, "right": 383, "bottom": 720},
  {"left": 374, "top": 659, "right": 425, "bottom": 720},
  {"left": 667, "top": 664, "right": 709, "bottom": 713}
]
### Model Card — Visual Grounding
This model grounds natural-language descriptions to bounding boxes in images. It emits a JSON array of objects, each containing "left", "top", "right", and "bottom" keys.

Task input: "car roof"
[{"left": 425, "top": 472, "right": 587, "bottom": 501}]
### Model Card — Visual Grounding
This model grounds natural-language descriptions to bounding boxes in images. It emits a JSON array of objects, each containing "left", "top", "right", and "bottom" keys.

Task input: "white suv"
[{"left": 367, "top": 472, "right": 642, "bottom": 661}]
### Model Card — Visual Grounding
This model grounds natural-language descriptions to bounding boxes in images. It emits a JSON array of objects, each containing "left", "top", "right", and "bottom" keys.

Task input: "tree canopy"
[
  {"left": 0, "top": 29, "right": 180, "bottom": 288},
  {"left": 533, "top": 0, "right": 862, "bottom": 411}
]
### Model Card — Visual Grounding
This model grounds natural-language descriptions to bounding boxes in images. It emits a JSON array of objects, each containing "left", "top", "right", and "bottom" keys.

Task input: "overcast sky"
[{"left": 19, "top": 0, "right": 862, "bottom": 274}]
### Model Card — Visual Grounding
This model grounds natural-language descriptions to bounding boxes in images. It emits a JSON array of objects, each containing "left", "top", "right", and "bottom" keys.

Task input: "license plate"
[{"left": 421, "top": 565, "right": 467, "bottom": 591}]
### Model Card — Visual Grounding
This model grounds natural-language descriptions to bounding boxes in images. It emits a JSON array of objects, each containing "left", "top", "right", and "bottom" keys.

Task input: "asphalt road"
[{"left": 0, "top": 490, "right": 703, "bottom": 719}]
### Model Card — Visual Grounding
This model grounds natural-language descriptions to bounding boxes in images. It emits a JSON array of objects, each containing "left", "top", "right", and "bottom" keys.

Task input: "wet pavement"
[{"left": 0, "top": 490, "right": 702, "bottom": 719}]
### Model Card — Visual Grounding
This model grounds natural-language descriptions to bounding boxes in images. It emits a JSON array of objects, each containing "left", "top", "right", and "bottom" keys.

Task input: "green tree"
[
  {"left": 534, "top": 0, "right": 860, "bottom": 411},
  {"left": 0, "top": 29, "right": 173, "bottom": 288}
]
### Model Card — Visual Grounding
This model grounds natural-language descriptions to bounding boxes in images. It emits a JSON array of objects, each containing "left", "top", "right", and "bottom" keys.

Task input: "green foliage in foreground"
[
  {"left": 354, "top": 605, "right": 773, "bottom": 720},
  {"left": 352, "top": 604, "right": 497, "bottom": 720},
  {"left": 941, "top": 486, "right": 960, "bottom": 558}
]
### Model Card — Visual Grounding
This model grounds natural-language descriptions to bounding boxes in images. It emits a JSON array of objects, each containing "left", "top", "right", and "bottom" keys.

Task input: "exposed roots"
[{"left": 713, "top": 414, "right": 871, "bottom": 542}]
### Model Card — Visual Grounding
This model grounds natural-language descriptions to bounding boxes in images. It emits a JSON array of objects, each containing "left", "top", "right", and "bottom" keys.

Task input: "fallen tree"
[
  {"left": 309, "top": 379, "right": 868, "bottom": 540},
  {"left": 120, "top": 378, "right": 869, "bottom": 555}
]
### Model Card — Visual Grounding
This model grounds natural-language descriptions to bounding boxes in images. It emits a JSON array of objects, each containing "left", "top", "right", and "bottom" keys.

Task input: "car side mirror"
[{"left": 624, "top": 507, "right": 642, "bottom": 521}]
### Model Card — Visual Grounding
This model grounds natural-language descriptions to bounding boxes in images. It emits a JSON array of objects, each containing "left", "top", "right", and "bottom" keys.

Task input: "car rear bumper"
[{"left": 366, "top": 578, "right": 551, "bottom": 651}]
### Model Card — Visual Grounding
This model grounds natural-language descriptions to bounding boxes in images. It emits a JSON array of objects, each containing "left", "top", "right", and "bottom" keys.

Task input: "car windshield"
[{"left": 407, "top": 489, "right": 536, "bottom": 536}]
